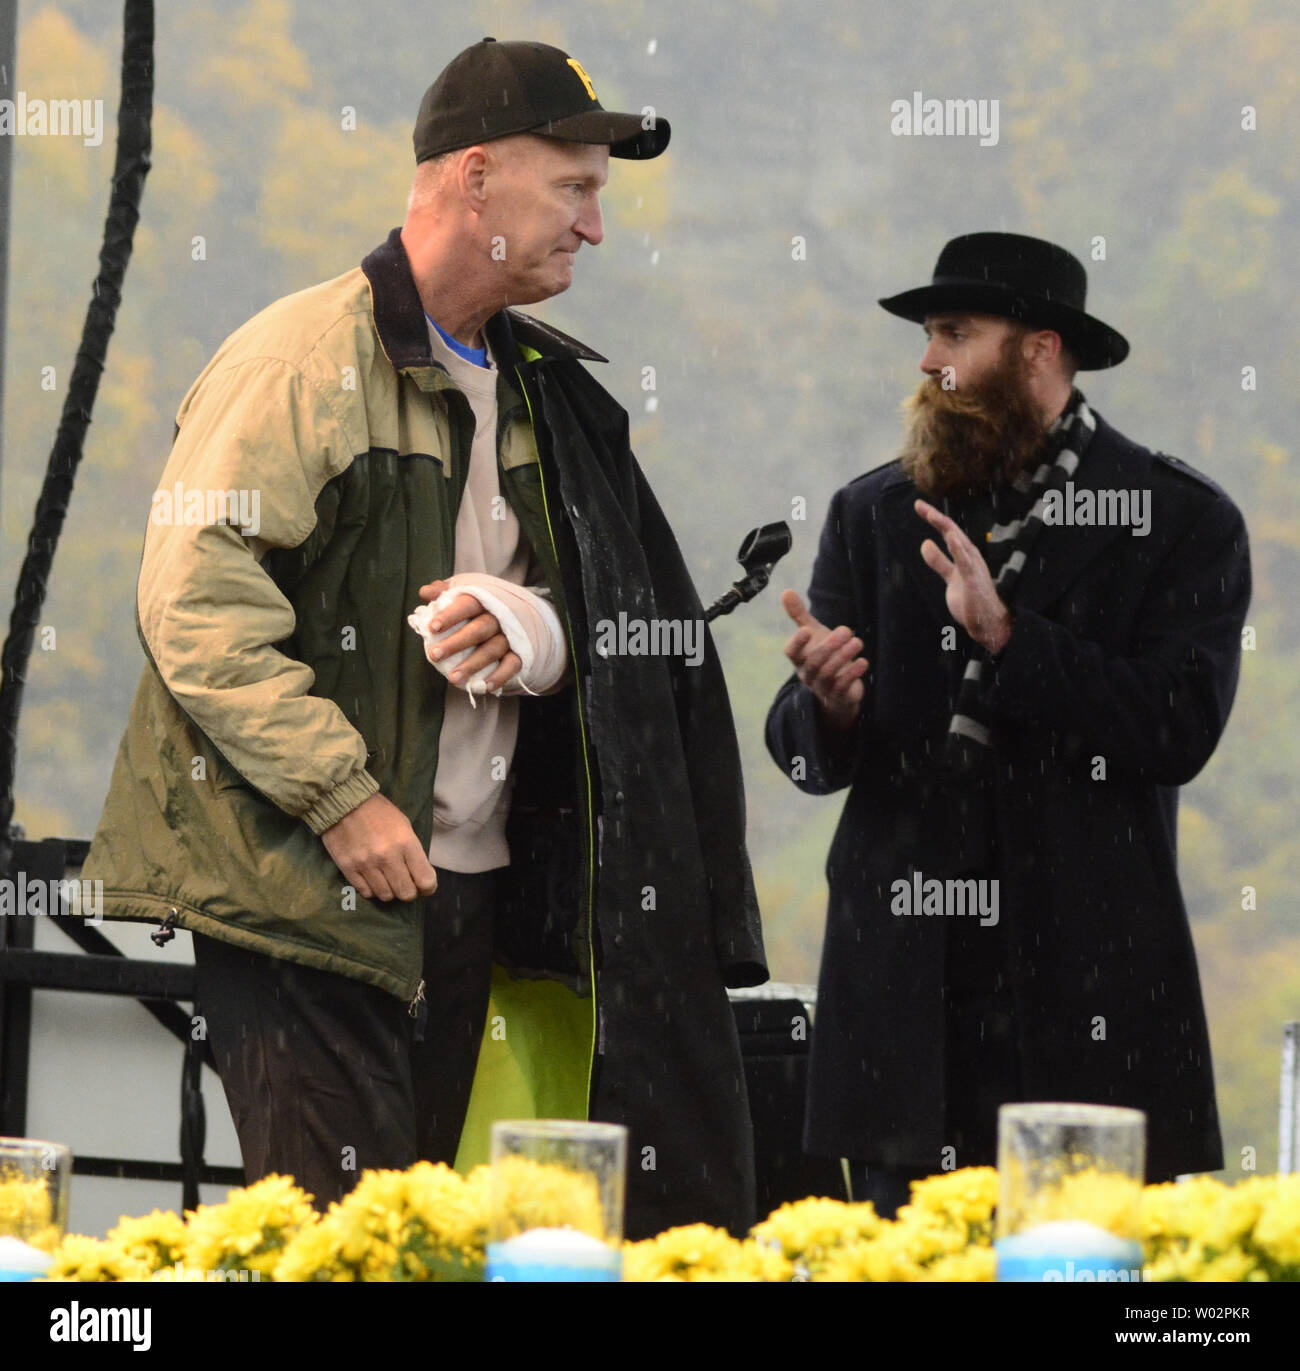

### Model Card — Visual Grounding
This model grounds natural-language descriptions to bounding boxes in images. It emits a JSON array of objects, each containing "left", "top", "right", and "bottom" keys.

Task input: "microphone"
[{"left": 704, "top": 522, "right": 793, "bottom": 622}]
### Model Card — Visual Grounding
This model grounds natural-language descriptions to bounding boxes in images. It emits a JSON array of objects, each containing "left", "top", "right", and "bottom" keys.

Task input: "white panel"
[{"left": 23, "top": 919, "right": 242, "bottom": 1239}]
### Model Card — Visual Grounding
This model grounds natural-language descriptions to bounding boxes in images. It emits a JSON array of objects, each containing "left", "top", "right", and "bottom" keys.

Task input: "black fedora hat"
[{"left": 878, "top": 232, "right": 1129, "bottom": 369}]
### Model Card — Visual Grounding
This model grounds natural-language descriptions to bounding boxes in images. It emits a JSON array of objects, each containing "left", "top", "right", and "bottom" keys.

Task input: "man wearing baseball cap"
[
  {"left": 86, "top": 39, "right": 765, "bottom": 1240},
  {"left": 766, "top": 232, "right": 1249, "bottom": 1216}
]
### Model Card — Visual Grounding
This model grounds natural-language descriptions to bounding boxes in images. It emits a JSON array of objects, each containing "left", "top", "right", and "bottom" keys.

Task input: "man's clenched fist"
[
  {"left": 321, "top": 792, "right": 439, "bottom": 903},
  {"left": 780, "top": 589, "right": 868, "bottom": 730}
]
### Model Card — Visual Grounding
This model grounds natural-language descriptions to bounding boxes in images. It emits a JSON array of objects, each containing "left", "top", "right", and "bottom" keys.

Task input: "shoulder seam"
[{"left": 205, "top": 354, "right": 361, "bottom": 477}]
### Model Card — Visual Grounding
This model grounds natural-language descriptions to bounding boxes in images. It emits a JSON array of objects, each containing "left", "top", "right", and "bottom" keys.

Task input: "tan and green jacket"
[{"left": 85, "top": 228, "right": 598, "bottom": 1005}]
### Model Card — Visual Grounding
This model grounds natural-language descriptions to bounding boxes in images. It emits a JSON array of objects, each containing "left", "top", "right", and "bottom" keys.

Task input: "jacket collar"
[
  {"left": 361, "top": 227, "right": 608, "bottom": 379},
  {"left": 879, "top": 410, "right": 1146, "bottom": 628}
]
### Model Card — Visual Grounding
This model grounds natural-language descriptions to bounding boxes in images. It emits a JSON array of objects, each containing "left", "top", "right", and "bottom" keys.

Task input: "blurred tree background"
[{"left": 5, "top": 0, "right": 1295, "bottom": 1180}]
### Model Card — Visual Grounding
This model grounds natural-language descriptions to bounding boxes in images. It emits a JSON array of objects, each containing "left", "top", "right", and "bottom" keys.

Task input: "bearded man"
[{"left": 765, "top": 233, "right": 1250, "bottom": 1217}]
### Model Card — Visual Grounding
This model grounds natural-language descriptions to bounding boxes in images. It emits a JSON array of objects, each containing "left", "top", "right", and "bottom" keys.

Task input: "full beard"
[{"left": 899, "top": 348, "right": 1051, "bottom": 499}]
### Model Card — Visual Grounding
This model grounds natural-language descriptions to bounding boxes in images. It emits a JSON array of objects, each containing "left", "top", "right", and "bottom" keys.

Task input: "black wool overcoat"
[
  {"left": 493, "top": 321, "right": 769, "bottom": 1239},
  {"left": 765, "top": 412, "right": 1249, "bottom": 1180}
]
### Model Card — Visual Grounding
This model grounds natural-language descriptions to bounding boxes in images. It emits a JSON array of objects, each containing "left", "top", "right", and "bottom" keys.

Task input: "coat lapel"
[
  {"left": 1011, "top": 414, "right": 1134, "bottom": 615},
  {"left": 879, "top": 475, "right": 953, "bottom": 630}
]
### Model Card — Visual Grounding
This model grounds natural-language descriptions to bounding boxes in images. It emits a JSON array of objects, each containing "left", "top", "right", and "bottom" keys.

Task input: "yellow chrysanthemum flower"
[
  {"left": 182, "top": 1174, "right": 316, "bottom": 1277},
  {"left": 751, "top": 1196, "right": 880, "bottom": 1274},
  {"left": 407, "top": 1160, "right": 490, "bottom": 1257},
  {"left": 650, "top": 1239, "right": 791, "bottom": 1283},
  {"left": 816, "top": 1229, "right": 918, "bottom": 1282},
  {"left": 809, "top": 1170, "right": 998, "bottom": 1282},
  {"left": 1251, "top": 1174, "right": 1300, "bottom": 1276},
  {"left": 106, "top": 1209, "right": 188, "bottom": 1273},
  {"left": 1004, "top": 1166, "right": 1141, "bottom": 1239},
  {"left": 1142, "top": 1175, "right": 1224, "bottom": 1243},
  {"left": 918, "top": 1246, "right": 998, "bottom": 1282},
  {"left": 34, "top": 1159, "right": 1300, "bottom": 1284},
  {"left": 472, "top": 1155, "right": 606, "bottom": 1242},
  {"left": 623, "top": 1223, "right": 751, "bottom": 1281},
  {"left": 42, "top": 1233, "right": 151, "bottom": 1282},
  {"left": 892, "top": 1212, "right": 970, "bottom": 1266},
  {"left": 907, "top": 1166, "right": 1000, "bottom": 1237},
  {"left": 273, "top": 1220, "right": 353, "bottom": 1283},
  {"left": 273, "top": 1163, "right": 484, "bottom": 1281},
  {"left": 1141, "top": 1173, "right": 1282, "bottom": 1280},
  {"left": 0, "top": 1171, "right": 55, "bottom": 1241},
  {"left": 735, "top": 1238, "right": 795, "bottom": 1282},
  {"left": 1194, "top": 1248, "right": 1262, "bottom": 1283}
]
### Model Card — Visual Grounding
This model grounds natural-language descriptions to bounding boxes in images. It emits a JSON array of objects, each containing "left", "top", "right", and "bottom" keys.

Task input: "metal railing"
[{"left": 0, "top": 835, "right": 242, "bottom": 1210}]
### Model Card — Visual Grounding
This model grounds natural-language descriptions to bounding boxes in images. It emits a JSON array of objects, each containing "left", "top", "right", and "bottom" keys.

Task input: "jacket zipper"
[
  {"left": 408, "top": 977, "right": 426, "bottom": 1018},
  {"left": 151, "top": 908, "right": 179, "bottom": 946},
  {"left": 515, "top": 362, "right": 599, "bottom": 1113}
]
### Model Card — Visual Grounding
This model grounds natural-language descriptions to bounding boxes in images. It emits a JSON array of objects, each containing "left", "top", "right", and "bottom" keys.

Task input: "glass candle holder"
[
  {"left": 0, "top": 1137, "right": 72, "bottom": 1281},
  {"left": 994, "top": 1103, "right": 1146, "bottom": 1282},
  {"left": 485, "top": 1120, "right": 627, "bottom": 1282}
]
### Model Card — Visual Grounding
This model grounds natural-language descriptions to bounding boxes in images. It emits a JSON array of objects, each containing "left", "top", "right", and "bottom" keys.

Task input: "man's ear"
[
  {"left": 456, "top": 146, "right": 491, "bottom": 213},
  {"left": 1026, "top": 327, "right": 1063, "bottom": 374}
]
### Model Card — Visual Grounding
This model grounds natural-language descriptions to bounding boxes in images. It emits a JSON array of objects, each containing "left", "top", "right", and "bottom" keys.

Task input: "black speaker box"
[{"left": 730, "top": 991, "right": 848, "bottom": 1214}]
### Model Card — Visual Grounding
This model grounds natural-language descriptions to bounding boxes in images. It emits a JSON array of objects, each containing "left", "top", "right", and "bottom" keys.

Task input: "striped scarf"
[{"left": 942, "top": 388, "right": 1097, "bottom": 777}]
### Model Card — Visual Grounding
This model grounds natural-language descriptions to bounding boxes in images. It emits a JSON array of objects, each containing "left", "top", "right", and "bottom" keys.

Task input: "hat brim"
[
  {"left": 531, "top": 108, "right": 670, "bottom": 159},
  {"left": 878, "top": 281, "right": 1129, "bottom": 369}
]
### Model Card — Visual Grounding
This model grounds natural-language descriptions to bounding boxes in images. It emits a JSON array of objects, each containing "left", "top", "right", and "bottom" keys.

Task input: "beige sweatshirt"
[{"left": 424, "top": 321, "right": 567, "bottom": 872}]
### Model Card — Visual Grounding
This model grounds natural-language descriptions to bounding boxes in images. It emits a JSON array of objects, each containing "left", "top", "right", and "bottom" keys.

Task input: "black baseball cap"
[{"left": 413, "top": 38, "right": 670, "bottom": 162}]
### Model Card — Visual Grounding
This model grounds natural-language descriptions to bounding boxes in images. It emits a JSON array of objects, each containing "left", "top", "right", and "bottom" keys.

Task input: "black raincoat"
[{"left": 495, "top": 318, "right": 769, "bottom": 1238}]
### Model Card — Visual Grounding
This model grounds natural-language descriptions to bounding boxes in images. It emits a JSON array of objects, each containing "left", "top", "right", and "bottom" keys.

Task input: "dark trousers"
[
  {"left": 193, "top": 868, "right": 497, "bottom": 1210},
  {"left": 848, "top": 913, "right": 1023, "bottom": 1218}
]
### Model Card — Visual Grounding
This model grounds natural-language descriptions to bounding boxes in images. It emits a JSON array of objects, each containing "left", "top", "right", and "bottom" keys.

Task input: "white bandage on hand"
[{"left": 407, "top": 574, "right": 567, "bottom": 707}]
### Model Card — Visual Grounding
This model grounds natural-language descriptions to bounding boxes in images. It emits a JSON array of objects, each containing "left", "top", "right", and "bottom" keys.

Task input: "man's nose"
[
  {"left": 577, "top": 195, "right": 604, "bottom": 247},
  {"left": 919, "top": 339, "right": 943, "bottom": 375}
]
